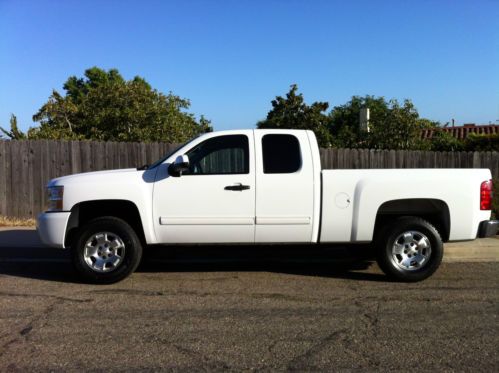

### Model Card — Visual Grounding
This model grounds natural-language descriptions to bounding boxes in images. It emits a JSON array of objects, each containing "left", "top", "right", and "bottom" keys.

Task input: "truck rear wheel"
[
  {"left": 375, "top": 216, "right": 443, "bottom": 282},
  {"left": 71, "top": 217, "right": 143, "bottom": 284}
]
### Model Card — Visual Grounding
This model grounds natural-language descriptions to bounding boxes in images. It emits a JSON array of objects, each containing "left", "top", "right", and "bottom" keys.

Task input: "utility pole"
[{"left": 359, "top": 108, "right": 370, "bottom": 133}]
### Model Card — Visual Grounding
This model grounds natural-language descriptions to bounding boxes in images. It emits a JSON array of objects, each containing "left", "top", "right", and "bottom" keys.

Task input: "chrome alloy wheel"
[
  {"left": 83, "top": 232, "right": 126, "bottom": 273},
  {"left": 391, "top": 231, "right": 432, "bottom": 271}
]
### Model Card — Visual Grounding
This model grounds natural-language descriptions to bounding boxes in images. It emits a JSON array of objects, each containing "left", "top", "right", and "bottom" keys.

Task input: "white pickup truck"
[{"left": 37, "top": 129, "right": 498, "bottom": 283}]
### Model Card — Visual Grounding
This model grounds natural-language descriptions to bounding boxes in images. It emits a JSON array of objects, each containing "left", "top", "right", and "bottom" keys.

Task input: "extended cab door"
[
  {"left": 254, "top": 130, "right": 316, "bottom": 243},
  {"left": 152, "top": 131, "right": 255, "bottom": 243}
]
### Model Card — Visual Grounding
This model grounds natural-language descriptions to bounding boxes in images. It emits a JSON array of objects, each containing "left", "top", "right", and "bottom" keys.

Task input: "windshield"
[{"left": 147, "top": 135, "right": 200, "bottom": 169}]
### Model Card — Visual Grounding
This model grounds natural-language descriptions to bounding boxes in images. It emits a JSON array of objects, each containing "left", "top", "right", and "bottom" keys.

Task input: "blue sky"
[{"left": 1, "top": 0, "right": 498, "bottom": 132}]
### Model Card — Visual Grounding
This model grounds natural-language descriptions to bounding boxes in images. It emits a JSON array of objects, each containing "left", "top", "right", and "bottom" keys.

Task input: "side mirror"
[{"left": 168, "top": 155, "right": 190, "bottom": 177}]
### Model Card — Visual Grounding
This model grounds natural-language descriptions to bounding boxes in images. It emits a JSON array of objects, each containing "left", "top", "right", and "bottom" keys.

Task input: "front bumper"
[
  {"left": 37, "top": 212, "right": 71, "bottom": 248},
  {"left": 478, "top": 220, "right": 499, "bottom": 238}
]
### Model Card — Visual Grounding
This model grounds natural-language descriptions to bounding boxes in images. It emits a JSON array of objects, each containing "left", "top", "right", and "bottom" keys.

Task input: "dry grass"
[{"left": 0, "top": 215, "right": 36, "bottom": 227}]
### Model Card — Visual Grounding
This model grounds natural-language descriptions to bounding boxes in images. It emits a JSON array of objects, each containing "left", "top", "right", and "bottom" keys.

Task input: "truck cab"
[{"left": 152, "top": 129, "right": 321, "bottom": 244}]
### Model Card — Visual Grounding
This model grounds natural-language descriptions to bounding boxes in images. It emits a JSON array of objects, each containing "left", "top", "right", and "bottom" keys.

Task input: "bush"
[
  {"left": 428, "top": 130, "right": 466, "bottom": 151},
  {"left": 426, "top": 131, "right": 499, "bottom": 152},
  {"left": 466, "top": 133, "right": 499, "bottom": 152}
]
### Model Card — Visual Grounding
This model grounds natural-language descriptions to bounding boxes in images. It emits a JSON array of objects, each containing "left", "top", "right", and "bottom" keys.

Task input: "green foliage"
[
  {"left": 465, "top": 133, "right": 499, "bottom": 151},
  {"left": 0, "top": 115, "right": 27, "bottom": 140},
  {"left": 6, "top": 67, "right": 212, "bottom": 142},
  {"left": 426, "top": 131, "right": 498, "bottom": 152},
  {"left": 258, "top": 85, "right": 499, "bottom": 152},
  {"left": 259, "top": 87, "right": 439, "bottom": 149},
  {"left": 427, "top": 130, "right": 466, "bottom": 151},
  {"left": 329, "top": 96, "right": 436, "bottom": 150},
  {"left": 381, "top": 103, "right": 440, "bottom": 150},
  {"left": 368, "top": 98, "right": 422, "bottom": 150},
  {"left": 327, "top": 95, "right": 376, "bottom": 148},
  {"left": 493, "top": 178, "right": 499, "bottom": 219},
  {"left": 257, "top": 85, "right": 333, "bottom": 147}
]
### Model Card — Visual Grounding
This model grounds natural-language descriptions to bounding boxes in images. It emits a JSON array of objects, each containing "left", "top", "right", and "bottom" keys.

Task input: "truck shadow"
[
  {"left": 137, "top": 260, "right": 385, "bottom": 282},
  {"left": 138, "top": 245, "right": 385, "bottom": 282},
  {"left": 0, "top": 230, "right": 386, "bottom": 283},
  {"left": 0, "top": 259, "right": 385, "bottom": 284}
]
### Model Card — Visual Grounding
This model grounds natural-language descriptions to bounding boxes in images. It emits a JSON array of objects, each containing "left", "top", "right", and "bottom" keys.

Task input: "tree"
[
  {"left": 368, "top": 98, "right": 433, "bottom": 150},
  {"left": 0, "top": 114, "right": 27, "bottom": 140},
  {"left": 329, "top": 96, "right": 437, "bottom": 150},
  {"left": 257, "top": 85, "right": 333, "bottom": 147},
  {"left": 258, "top": 87, "right": 440, "bottom": 150},
  {"left": 4, "top": 67, "right": 212, "bottom": 142},
  {"left": 328, "top": 96, "right": 387, "bottom": 148}
]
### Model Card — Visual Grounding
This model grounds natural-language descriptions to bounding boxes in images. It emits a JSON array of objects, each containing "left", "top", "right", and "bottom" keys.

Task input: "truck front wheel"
[
  {"left": 375, "top": 216, "right": 443, "bottom": 282},
  {"left": 71, "top": 217, "right": 143, "bottom": 284}
]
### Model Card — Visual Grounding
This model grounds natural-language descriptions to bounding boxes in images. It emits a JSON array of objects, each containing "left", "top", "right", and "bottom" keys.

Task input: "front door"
[{"left": 153, "top": 132, "right": 255, "bottom": 243}]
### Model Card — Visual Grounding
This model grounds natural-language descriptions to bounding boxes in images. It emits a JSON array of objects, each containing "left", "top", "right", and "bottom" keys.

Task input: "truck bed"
[{"left": 320, "top": 168, "right": 492, "bottom": 243}]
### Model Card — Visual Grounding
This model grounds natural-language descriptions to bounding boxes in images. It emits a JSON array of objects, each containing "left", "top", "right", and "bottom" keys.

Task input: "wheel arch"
[
  {"left": 373, "top": 198, "right": 451, "bottom": 242},
  {"left": 65, "top": 199, "right": 146, "bottom": 247}
]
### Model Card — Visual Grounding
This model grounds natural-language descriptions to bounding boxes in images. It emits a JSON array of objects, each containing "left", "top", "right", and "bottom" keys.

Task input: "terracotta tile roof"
[{"left": 421, "top": 124, "right": 499, "bottom": 140}]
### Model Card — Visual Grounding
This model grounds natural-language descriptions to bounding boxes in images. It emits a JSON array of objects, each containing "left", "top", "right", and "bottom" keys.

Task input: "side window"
[
  {"left": 184, "top": 135, "right": 249, "bottom": 175},
  {"left": 262, "top": 134, "right": 301, "bottom": 174}
]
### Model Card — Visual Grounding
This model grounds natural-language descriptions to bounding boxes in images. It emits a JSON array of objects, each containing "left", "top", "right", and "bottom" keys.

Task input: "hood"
[{"left": 48, "top": 168, "right": 144, "bottom": 187}]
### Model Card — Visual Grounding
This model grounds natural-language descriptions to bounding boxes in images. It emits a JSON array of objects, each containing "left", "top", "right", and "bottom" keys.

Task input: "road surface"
[{"left": 0, "top": 256, "right": 498, "bottom": 371}]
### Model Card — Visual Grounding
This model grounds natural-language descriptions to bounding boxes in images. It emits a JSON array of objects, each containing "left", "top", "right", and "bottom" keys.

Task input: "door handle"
[{"left": 224, "top": 183, "right": 250, "bottom": 191}]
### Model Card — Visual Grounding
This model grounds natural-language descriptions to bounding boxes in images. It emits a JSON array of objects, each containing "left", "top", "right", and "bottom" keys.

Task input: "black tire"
[
  {"left": 71, "top": 216, "right": 143, "bottom": 284},
  {"left": 375, "top": 216, "right": 443, "bottom": 282}
]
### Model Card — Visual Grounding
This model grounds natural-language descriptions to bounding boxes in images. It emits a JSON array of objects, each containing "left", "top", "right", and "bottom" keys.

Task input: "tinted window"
[
  {"left": 262, "top": 134, "right": 301, "bottom": 174},
  {"left": 184, "top": 135, "right": 249, "bottom": 175}
]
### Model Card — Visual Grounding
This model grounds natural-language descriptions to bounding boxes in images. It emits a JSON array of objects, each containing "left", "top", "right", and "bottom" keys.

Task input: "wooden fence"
[{"left": 0, "top": 140, "right": 498, "bottom": 218}]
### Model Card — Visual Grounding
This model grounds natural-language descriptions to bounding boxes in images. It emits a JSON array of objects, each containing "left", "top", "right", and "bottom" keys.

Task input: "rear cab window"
[{"left": 262, "top": 134, "right": 302, "bottom": 174}]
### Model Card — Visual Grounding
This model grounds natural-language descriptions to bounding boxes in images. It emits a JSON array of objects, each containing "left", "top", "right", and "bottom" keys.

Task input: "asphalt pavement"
[{"left": 0, "top": 228, "right": 498, "bottom": 371}]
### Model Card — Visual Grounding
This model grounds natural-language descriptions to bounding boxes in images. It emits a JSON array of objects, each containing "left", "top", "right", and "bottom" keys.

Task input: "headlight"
[{"left": 47, "top": 186, "right": 64, "bottom": 211}]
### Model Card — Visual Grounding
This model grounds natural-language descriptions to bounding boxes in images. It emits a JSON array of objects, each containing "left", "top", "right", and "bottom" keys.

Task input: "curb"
[{"left": 443, "top": 238, "right": 499, "bottom": 262}]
